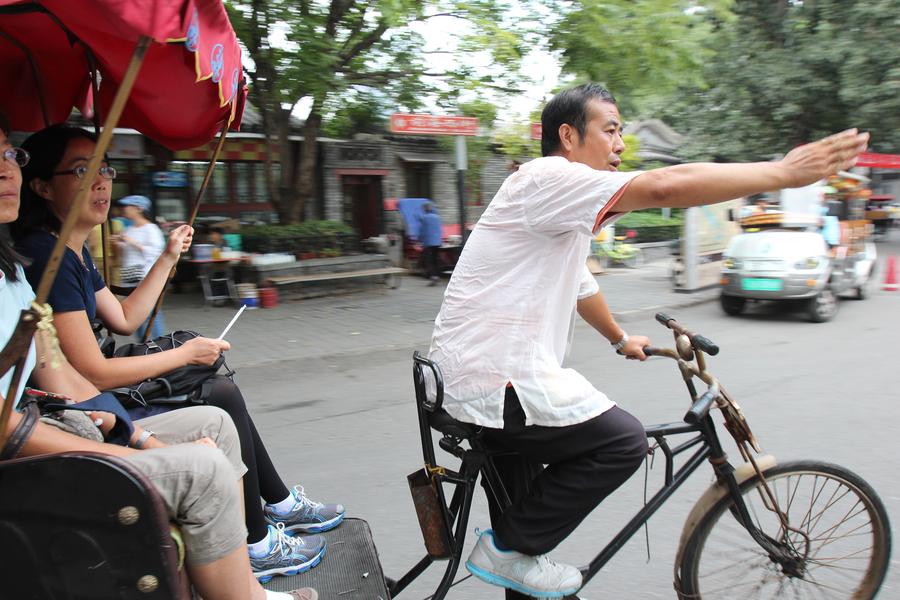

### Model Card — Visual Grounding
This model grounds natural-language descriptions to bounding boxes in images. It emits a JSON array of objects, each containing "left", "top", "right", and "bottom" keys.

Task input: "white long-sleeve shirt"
[{"left": 428, "top": 156, "right": 642, "bottom": 428}]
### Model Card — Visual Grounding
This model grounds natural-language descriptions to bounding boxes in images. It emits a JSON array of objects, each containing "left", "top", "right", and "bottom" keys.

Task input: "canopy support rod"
[
  {"left": 4, "top": 37, "right": 151, "bottom": 449},
  {"left": 0, "top": 30, "right": 50, "bottom": 126},
  {"left": 34, "top": 35, "right": 151, "bottom": 305},
  {"left": 84, "top": 50, "right": 113, "bottom": 286},
  {"left": 142, "top": 120, "right": 230, "bottom": 341}
]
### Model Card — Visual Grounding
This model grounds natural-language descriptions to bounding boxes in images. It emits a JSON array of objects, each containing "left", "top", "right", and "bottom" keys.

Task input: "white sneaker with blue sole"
[{"left": 465, "top": 528, "right": 582, "bottom": 598}]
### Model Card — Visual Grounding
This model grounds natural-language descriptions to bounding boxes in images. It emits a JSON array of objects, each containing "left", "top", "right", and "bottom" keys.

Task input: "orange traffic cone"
[{"left": 883, "top": 255, "right": 898, "bottom": 291}]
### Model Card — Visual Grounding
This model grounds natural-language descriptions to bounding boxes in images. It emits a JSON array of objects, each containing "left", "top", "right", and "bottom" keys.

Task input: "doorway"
[{"left": 341, "top": 175, "right": 384, "bottom": 239}]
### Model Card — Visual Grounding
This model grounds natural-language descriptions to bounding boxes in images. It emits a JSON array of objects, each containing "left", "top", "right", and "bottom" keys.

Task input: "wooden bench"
[{"left": 267, "top": 266, "right": 406, "bottom": 290}]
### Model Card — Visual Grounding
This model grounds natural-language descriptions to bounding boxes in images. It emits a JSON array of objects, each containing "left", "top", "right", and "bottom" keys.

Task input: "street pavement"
[
  {"left": 155, "top": 234, "right": 900, "bottom": 599},
  {"left": 156, "top": 252, "right": 715, "bottom": 368}
]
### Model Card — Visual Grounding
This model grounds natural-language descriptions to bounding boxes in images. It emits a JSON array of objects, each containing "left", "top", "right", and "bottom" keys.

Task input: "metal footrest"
[{"left": 262, "top": 518, "right": 390, "bottom": 599}]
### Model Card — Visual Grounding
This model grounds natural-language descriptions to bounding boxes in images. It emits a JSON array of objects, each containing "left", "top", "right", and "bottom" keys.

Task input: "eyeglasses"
[
  {"left": 2, "top": 147, "right": 30, "bottom": 168},
  {"left": 52, "top": 165, "right": 117, "bottom": 180}
]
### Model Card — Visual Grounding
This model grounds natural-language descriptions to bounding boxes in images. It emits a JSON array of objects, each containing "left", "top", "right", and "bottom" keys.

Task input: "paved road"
[
  {"left": 152, "top": 232, "right": 899, "bottom": 598},
  {"left": 211, "top": 234, "right": 899, "bottom": 600}
]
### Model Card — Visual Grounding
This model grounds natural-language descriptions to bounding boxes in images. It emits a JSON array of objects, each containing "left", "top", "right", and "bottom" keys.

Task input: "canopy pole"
[
  {"left": 5, "top": 36, "right": 150, "bottom": 448},
  {"left": 142, "top": 120, "right": 230, "bottom": 341},
  {"left": 0, "top": 31, "right": 50, "bottom": 126},
  {"left": 0, "top": 40, "right": 156, "bottom": 454},
  {"left": 34, "top": 36, "right": 151, "bottom": 305},
  {"left": 85, "top": 52, "right": 113, "bottom": 286}
]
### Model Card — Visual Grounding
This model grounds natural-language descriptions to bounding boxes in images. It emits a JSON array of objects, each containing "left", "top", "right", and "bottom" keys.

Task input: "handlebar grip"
[
  {"left": 655, "top": 312, "right": 675, "bottom": 327},
  {"left": 643, "top": 346, "right": 657, "bottom": 357},
  {"left": 684, "top": 390, "right": 718, "bottom": 425},
  {"left": 692, "top": 335, "right": 720, "bottom": 356}
]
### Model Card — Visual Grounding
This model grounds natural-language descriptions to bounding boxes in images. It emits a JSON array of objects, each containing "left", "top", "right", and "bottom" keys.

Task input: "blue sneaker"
[
  {"left": 249, "top": 523, "right": 326, "bottom": 583},
  {"left": 265, "top": 485, "right": 345, "bottom": 533}
]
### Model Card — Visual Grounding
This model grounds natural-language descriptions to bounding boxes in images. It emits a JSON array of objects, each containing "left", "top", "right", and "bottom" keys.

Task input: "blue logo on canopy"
[
  {"left": 211, "top": 44, "right": 224, "bottom": 83},
  {"left": 186, "top": 9, "right": 199, "bottom": 52},
  {"left": 230, "top": 68, "right": 240, "bottom": 101}
]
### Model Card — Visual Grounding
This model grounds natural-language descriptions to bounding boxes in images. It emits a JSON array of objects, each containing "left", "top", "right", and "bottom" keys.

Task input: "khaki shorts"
[{"left": 123, "top": 406, "right": 249, "bottom": 565}]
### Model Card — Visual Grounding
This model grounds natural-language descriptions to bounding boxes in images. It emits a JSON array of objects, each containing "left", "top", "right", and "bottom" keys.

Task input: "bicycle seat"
[{"left": 428, "top": 408, "right": 479, "bottom": 440}]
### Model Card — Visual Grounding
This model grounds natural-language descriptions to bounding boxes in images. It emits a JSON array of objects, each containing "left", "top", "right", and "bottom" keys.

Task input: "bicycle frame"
[{"left": 400, "top": 319, "right": 791, "bottom": 599}]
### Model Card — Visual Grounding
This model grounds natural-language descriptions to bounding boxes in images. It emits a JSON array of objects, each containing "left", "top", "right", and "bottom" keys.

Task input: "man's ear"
[{"left": 558, "top": 123, "right": 577, "bottom": 153}]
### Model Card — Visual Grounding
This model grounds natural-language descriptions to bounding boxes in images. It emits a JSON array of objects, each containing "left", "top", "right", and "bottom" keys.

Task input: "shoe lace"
[
  {"left": 271, "top": 522, "right": 304, "bottom": 556},
  {"left": 536, "top": 554, "right": 564, "bottom": 574},
  {"left": 291, "top": 484, "right": 322, "bottom": 512}
]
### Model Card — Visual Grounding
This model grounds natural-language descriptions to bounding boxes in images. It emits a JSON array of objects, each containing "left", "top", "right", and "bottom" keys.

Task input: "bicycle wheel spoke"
[{"left": 684, "top": 465, "right": 888, "bottom": 600}]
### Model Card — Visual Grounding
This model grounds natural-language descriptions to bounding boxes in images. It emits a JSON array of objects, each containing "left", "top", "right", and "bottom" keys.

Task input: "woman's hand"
[
  {"left": 178, "top": 337, "right": 231, "bottom": 366},
  {"left": 192, "top": 437, "right": 218, "bottom": 450},
  {"left": 163, "top": 225, "right": 194, "bottom": 261}
]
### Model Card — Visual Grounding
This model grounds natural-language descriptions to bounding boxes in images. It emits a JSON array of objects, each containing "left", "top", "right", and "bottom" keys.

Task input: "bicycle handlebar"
[
  {"left": 655, "top": 313, "right": 720, "bottom": 355},
  {"left": 684, "top": 388, "right": 718, "bottom": 425}
]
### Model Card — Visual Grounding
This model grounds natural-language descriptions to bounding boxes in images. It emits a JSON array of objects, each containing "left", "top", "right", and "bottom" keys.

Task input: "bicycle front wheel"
[{"left": 677, "top": 460, "right": 891, "bottom": 599}]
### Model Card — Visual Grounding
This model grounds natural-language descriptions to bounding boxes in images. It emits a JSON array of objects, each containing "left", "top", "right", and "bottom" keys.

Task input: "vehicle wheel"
[
  {"left": 807, "top": 288, "right": 838, "bottom": 322},
  {"left": 677, "top": 460, "right": 891, "bottom": 600},
  {"left": 720, "top": 295, "right": 746, "bottom": 316},
  {"left": 623, "top": 248, "right": 644, "bottom": 269},
  {"left": 854, "top": 266, "right": 873, "bottom": 300}
]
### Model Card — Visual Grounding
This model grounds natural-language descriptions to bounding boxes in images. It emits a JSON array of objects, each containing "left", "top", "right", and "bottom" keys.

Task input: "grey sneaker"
[
  {"left": 287, "top": 589, "right": 318, "bottom": 600},
  {"left": 249, "top": 523, "right": 326, "bottom": 583},
  {"left": 465, "top": 528, "right": 582, "bottom": 598},
  {"left": 265, "top": 485, "right": 345, "bottom": 533}
]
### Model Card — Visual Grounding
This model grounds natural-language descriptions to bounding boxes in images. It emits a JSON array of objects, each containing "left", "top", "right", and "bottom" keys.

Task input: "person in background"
[
  {"left": 419, "top": 202, "right": 443, "bottom": 286},
  {"left": 111, "top": 195, "right": 166, "bottom": 339}
]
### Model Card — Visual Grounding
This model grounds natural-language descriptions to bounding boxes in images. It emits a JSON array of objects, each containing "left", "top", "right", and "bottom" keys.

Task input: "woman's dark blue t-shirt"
[{"left": 19, "top": 231, "right": 106, "bottom": 320}]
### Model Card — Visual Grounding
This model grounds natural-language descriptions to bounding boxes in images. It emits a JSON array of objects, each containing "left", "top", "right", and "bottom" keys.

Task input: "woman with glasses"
[{"left": 12, "top": 124, "right": 344, "bottom": 583}]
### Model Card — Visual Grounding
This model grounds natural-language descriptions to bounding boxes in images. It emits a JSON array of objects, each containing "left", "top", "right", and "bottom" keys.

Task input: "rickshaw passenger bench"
[{"left": 0, "top": 451, "right": 187, "bottom": 599}]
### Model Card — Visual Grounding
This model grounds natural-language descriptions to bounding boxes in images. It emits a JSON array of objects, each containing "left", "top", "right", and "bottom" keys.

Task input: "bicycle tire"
[{"left": 677, "top": 460, "right": 891, "bottom": 599}]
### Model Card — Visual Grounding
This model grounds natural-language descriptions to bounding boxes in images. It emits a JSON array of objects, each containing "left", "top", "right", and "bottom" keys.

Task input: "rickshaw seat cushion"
[
  {"left": 0, "top": 451, "right": 184, "bottom": 599},
  {"left": 429, "top": 408, "right": 480, "bottom": 440}
]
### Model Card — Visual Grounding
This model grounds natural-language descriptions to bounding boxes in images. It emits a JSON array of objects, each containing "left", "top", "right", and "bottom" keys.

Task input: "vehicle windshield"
[{"left": 727, "top": 231, "right": 827, "bottom": 260}]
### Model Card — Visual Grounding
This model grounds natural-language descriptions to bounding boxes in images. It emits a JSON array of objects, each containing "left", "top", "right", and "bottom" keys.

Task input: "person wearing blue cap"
[{"left": 113, "top": 195, "right": 167, "bottom": 339}]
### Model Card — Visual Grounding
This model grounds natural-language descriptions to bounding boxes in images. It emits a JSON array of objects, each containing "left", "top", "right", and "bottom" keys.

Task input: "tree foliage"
[
  {"left": 226, "top": 0, "right": 532, "bottom": 223},
  {"left": 545, "top": 0, "right": 730, "bottom": 115},
  {"left": 654, "top": 0, "right": 900, "bottom": 160}
]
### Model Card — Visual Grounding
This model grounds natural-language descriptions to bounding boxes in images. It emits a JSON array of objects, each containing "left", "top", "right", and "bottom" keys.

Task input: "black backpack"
[{"left": 104, "top": 330, "right": 232, "bottom": 408}]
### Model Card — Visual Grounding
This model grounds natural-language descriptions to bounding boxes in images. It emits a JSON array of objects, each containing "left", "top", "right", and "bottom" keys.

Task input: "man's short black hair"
[{"left": 541, "top": 83, "right": 617, "bottom": 157}]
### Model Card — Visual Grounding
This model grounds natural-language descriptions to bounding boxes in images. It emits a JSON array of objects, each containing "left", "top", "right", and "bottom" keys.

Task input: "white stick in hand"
[{"left": 217, "top": 305, "right": 246, "bottom": 340}]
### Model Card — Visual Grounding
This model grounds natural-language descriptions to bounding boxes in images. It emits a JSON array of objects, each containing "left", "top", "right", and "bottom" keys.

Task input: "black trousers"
[
  {"left": 423, "top": 246, "right": 440, "bottom": 279},
  {"left": 481, "top": 388, "right": 648, "bottom": 599}
]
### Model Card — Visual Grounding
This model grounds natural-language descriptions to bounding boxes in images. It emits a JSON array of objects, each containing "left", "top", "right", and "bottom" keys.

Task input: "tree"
[
  {"left": 545, "top": 0, "right": 729, "bottom": 115},
  {"left": 658, "top": 0, "right": 900, "bottom": 161},
  {"left": 226, "top": 1, "right": 534, "bottom": 223}
]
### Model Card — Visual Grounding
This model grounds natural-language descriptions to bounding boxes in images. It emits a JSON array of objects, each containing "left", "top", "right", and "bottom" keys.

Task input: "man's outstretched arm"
[{"left": 615, "top": 129, "right": 869, "bottom": 213}]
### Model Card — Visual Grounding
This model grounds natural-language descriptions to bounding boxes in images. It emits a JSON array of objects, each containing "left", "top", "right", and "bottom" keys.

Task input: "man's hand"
[
  {"left": 620, "top": 334, "right": 650, "bottom": 361},
  {"left": 780, "top": 129, "right": 869, "bottom": 188},
  {"left": 164, "top": 225, "right": 194, "bottom": 261}
]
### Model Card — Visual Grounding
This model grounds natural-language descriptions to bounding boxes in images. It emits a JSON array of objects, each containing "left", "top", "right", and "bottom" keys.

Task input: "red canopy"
[{"left": 0, "top": 0, "right": 246, "bottom": 150}]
